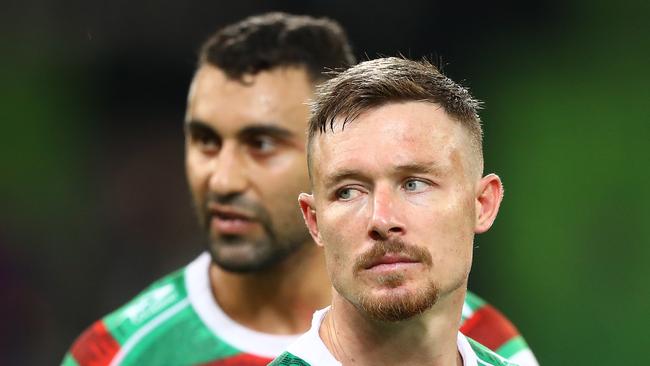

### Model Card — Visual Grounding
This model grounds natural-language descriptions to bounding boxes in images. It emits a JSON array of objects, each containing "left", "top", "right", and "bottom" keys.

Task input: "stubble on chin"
[{"left": 355, "top": 280, "right": 440, "bottom": 322}]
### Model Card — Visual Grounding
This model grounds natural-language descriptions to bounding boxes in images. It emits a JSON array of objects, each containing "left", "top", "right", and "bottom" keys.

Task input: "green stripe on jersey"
[
  {"left": 496, "top": 335, "right": 528, "bottom": 359},
  {"left": 268, "top": 352, "right": 312, "bottom": 366},
  {"left": 467, "top": 337, "right": 518, "bottom": 366},
  {"left": 118, "top": 302, "right": 240, "bottom": 364},
  {"left": 465, "top": 291, "right": 487, "bottom": 312},
  {"left": 103, "top": 268, "right": 188, "bottom": 345},
  {"left": 61, "top": 353, "right": 79, "bottom": 366}
]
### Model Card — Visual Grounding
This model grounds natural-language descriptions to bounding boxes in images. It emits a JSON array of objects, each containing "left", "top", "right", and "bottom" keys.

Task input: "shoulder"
[
  {"left": 104, "top": 266, "right": 189, "bottom": 330},
  {"left": 101, "top": 266, "right": 190, "bottom": 339},
  {"left": 462, "top": 291, "right": 537, "bottom": 365},
  {"left": 466, "top": 337, "right": 520, "bottom": 366},
  {"left": 63, "top": 267, "right": 190, "bottom": 365}
]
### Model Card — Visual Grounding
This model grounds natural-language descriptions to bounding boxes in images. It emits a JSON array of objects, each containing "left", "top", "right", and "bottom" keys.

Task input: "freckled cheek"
[
  {"left": 319, "top": 209, "right": 364, "bottom": 275},
  {"left": 321, "top": 230, "right": 348, "bottom": 278},
  {"left": 440, "top": 194, "right": 475, "bottom": 228},
  {"left": 420, "top": 206, "right": 474, "bottom": 251},
  {"left": 319, "top": 220, "right": 347, "bottom": 256},
  {"left": 332, "top": 197, "right": 370, "bottom": 223},
  {"left": 426, "top": 211, "right": 472, "bottom": 250}
]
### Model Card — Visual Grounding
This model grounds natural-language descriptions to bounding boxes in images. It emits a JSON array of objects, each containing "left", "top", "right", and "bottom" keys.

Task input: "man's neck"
[
  {"left": 320, "top": 289, "right": 466, "bottom": 366},
  {"left": 209, "top": 243, "right": 330, "bottom": 335}
]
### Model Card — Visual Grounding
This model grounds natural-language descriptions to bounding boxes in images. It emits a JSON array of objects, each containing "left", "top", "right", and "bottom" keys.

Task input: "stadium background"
[{"left": 2, "top": 0, "right": 649, "bottom": 364}]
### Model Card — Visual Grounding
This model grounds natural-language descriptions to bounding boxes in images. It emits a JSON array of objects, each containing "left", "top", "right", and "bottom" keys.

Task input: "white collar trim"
[
  {"left": 288, "top": 307, "right": 481, "bottom": 366},
  {"left": 457, "top": 331, "right": 479, "bottom": 366},
  {"left": 286, "top": 307, "right": 341, "bottom": 365},
  {"left": 184, "top": 252, "right": 300, "bottom": 358}
]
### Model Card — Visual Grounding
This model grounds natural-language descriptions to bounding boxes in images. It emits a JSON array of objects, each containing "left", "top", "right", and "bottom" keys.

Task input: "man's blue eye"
[
  {"left": 404, "top": 180, "right": 427, "bottom": 192},
  {"left": 337, "top": 188, "right": 361, "bottom": 200}
]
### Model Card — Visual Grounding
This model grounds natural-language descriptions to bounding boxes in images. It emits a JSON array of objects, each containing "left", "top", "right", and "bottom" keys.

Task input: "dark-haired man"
[
  {"left": 274, "top": 56, "right": 518, "bottom": 366},
  {"left": 63, "top": 13, "right": 537, "bottom": 366}
]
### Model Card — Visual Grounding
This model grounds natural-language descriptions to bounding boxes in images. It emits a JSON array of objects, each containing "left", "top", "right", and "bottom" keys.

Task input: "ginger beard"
[{"left": 334, "top": 238, "right": 440, "bottom": 322}]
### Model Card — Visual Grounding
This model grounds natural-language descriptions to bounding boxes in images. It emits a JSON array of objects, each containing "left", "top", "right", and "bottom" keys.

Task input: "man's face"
[
  {"left": 301, "top": 101, "right": 498, "bottom": 321},
  {"left": 185, "top": 65, "right": 313, "bottom": 273}
]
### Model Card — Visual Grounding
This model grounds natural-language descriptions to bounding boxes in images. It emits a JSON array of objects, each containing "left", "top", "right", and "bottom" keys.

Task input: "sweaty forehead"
[
  {"left": 309, "top": 102, "right": 481, "bottom": 185},
  {"left": 187, "top": 65, "right": 315, "bottom": 133}
]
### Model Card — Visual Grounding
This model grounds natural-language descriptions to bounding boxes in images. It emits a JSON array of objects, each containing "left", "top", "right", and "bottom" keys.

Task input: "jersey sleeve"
[
  {"left": 461, "top": 292, "right": 540, "bottom": 366},
  {"left": 60, "top": 263, "right": 274, "bottom": 366},
  {"left": 61, "top": 319, "right": 122, "bottom": 366},
  {"left": 61, "top": 269, "right": 186, "bottom": 366}
]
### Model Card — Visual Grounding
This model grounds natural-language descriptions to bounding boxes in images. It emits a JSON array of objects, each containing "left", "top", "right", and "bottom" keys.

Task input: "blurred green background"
[{"left": 1, "top": 0, "right": 648, "bottom": 364}]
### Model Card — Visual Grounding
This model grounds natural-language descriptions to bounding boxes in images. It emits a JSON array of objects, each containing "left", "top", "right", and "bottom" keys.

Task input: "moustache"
[
  {"left": 353, "top": 238, "right": 433, "bottom": 273},
  {"left": 199, "top": 193, "right": 268, "bottom": 226},
  {"left": 204, "top": 192, "right": 261, "bottom": 212}
]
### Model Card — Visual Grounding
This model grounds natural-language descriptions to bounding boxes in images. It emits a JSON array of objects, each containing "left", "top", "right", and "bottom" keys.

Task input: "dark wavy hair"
[{"left": 199, "top": 12, "right": 356, "bottom": 81}]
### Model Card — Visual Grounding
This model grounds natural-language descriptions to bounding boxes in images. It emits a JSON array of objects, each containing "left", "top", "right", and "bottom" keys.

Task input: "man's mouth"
[
  {"left": 208, "top": 205, "right": 258, "bottom": 235},
  {"left": 364, "top": 253, "right": 420, "bottom": 271}
]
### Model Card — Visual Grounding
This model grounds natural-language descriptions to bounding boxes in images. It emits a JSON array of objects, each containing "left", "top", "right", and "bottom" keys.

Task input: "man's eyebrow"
[
  {"left": 237, "top": 124, "right": 295, "bottom": 139},
  {"left": 323, "top": 169, "right": 368, "bottom": 188},
  {"left": 393, "top": 162, "right": 446, "bottom": 176},
  {"left": 184, "top": 120, "right": 295, "bottom": 140},
  {"left": 185, "top": 120, "right": 215, "bottom": 134}
]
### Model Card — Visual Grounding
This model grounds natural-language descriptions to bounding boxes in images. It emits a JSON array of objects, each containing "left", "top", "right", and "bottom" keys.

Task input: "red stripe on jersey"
[
  {"left": 201, "top": 353, "right": 272, "bottom": 366},
  {"left": 70, "top": 320, "right": 121, "bottom": 366},
  {"left": 460, "top": 304, "right": 520, "bottom": 351}
]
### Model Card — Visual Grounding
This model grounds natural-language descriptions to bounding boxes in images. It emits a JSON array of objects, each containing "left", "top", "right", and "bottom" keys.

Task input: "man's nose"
[
  {"left": 367, "top": 186, "right": 406, "bottom": 241},
  {"left": 208, "top": 142, "right": 248, "bottom": 196}
]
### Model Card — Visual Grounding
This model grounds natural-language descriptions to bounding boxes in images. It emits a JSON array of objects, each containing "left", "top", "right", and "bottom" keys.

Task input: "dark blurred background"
[{"left": 2, "top": 0, "right": 649, "bottom": 364}]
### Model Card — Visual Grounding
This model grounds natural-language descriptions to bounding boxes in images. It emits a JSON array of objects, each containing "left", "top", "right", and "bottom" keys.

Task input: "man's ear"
[
  {"left": 474, "top": 174, "right": 504, "bottom": 234},
  {"left": 298, "top": 193, "right": 323, "bottom": 247}
]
